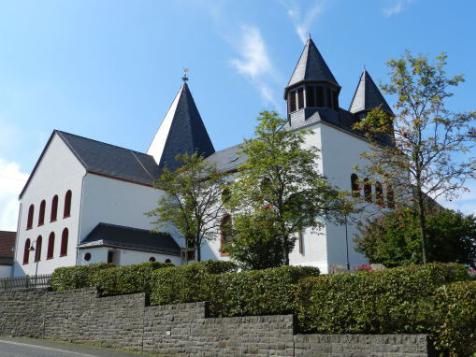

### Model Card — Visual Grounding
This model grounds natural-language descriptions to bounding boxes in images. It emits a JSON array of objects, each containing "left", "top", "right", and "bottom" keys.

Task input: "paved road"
[{"left": 0, "top": 338, "right": 143, "bottom": 357}]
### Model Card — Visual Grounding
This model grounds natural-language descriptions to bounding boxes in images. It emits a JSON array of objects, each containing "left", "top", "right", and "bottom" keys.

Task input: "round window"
[
  {"left": 165, "top": 259, "right": 171, "bottom": 264},
  {"left": 84, "top": 252, "right": 92, "bottom": 262},
  {"left": 149, "top": 257, "right": 156, "bottom": 262}
]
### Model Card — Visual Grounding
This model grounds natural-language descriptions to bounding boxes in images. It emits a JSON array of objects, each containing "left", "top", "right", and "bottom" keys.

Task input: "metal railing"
[{"left": 0, "top": 274, "right": 52, "bottom": 291}]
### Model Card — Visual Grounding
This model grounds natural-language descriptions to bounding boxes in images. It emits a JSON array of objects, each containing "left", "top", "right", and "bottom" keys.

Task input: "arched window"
[
  {"left": 38, "top": 200, "right": 46, "bottom": 226},
  {"left": 34, "top": 235, "right": 42, "bottom": 262},
  {"left": 64, "top": 190, "right": 72, "bottom": 218},
  {"left": 221, "top": 187, "right": 231, "bottom": 204},
  {"left": 47, "top": 232, "right": 55, "bottom": 260},
  {"left": 387, "top": 184, "right": 395, "bottom": 209},
  {"left": 364, "top": 178, "right": 372, "bottom": 203},
  {"left": 50, "top": 195, "right": 58, "bottom": 222},
  {"left": 220, "top": 214, "right": 233, "bottom": 255},
  {"left": 375, "top": 181, "right": 384, "bottom": 207},
  {"left": 23, "top": 239, "right": 31, "bottom": 265},
  {"left": 351, "top": 174, "right": 360, "bottom": 198},
  {"left": 289, "top": 90, "right": 296, "bottom": 112},
  {"left": 297, "top": 87, "right": 304, "bottom": 109},
  {"left": 60, "top": 228, "right": 69, "bottom": 257},
  {"left": 27, "top": 205, "right": 34, "bottom": 230}
]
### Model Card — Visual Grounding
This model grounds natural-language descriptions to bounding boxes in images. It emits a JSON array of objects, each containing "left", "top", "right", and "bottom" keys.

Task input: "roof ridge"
[{"left": 56, "top": 130, "right": 152, "bottom": 158}]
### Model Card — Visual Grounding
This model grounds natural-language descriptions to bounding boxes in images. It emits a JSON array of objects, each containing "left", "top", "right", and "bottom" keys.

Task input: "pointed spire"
[
  {"left": 286, "top": 37, "right": 339, "bottom": 89},
  {"left": 148, "top": 81, "right": 215, "bottom": 170},
  {"left": 349, "top": 69, "right": 393, "bottom": 115}
]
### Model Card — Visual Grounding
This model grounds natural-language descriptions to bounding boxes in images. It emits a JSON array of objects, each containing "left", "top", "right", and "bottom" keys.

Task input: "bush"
[
  {"left": 294, "top": 263, "right": 469, "bottom": 334},
  {"left": 51, "top": 264, "right": 112, "bottom": 292},
  {"left": 150, "top": 264, "right": 319, "bottom": 317},
  {"left": 432, "top": 280, "right": 476, "bottom": 356},
  {"left": 51, "top": 262, "right": 170, "bottom": 294},
  {"left": 95, "top": 262, "right": 170, "bottom": 296}
]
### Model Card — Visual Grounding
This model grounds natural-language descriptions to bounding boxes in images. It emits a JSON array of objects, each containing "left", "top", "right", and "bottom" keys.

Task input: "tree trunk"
[
  {"left": 416, "top": 187, "right": 428, "bottom": 264},
  {"left": 283, "top": 235, "right": 290, "bottom": 266},
  {"left": 196, "top": 236, "right": 201, "bottom": 262}
]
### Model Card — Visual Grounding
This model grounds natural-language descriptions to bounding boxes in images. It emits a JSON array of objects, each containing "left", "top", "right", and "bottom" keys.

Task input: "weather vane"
[{"left": 182, "top": 67, "right": 189, "bottom": 82}]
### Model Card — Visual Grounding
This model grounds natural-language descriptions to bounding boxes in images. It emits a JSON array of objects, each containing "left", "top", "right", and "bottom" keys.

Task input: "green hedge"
[
  {"left": 51, "top": 262, "right": 170, "bottom": 294},
  {"left": 150, "top": 265, "right": 319, "bottom": 317},
  {"left": 294, "top": 263, "right": 468, "bottom": 334},
  {"left": 432, "top": 280, "right": 476, "bottom": 356},
  {"left": 51, "top": 264, "right": 112, "bottom": 292}
]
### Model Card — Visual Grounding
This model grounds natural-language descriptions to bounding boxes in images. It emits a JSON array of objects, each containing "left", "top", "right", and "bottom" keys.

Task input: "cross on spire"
[{"left": 182, "top": 67, "right": 189, "bottom": 82}]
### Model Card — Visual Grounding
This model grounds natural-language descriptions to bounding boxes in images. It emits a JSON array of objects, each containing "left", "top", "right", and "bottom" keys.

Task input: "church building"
[{"left": 13, "top": 38, "right": 393, "bottom": 276}]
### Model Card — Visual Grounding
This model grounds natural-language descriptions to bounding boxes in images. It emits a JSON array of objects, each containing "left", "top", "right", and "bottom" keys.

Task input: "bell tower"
[{"left": 284, "top": 37, "right": 341, "bottom": 124}]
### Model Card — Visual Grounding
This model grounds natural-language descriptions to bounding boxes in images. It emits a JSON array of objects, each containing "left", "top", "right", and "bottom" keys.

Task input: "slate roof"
[
  {"left": 205, "top": 144, "right": 246, "bottom": 173},
  {"left": 58, "top": 131, "right": 162, "bottom": 185},
  {"left": 349, "top": 70, "right": 393, "bottom": 115},
  {"left": 79, "top": 223, "right": 181, "bottom": 256},
  {"left": 148, "top": 82, "right": 215, "bottom": 171},
  {"left": 286, "top": 37, "right": 339, "bottom": 96}
]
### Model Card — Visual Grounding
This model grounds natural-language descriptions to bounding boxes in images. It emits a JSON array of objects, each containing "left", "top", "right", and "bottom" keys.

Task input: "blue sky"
[{"left": 0, "top": 0, "right": 475, "bottom": 229}]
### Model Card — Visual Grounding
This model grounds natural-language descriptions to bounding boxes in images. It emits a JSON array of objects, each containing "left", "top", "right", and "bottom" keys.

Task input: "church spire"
[
  {"left": 285, "top": 37, "right": 339, "bottom": 95},
  {"left": 148, "top": 78, "right": 215, "bottom": 170},
  {"left": 349, "top": 69, "right": 393, "bottom": 115}
]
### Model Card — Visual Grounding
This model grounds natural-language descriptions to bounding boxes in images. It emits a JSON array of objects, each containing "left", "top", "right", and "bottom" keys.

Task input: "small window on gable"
[
  {"left": 376, "top": 181, "right": 384, "bottom": 207},
  {"left": 27, "top": 205, "right": 34, "bottom": 230},
  {"left": 64, "top": 190, "right": 72, "bottom": 218},
  {"left": 297, "top": 88, "right": 304, "bottom": 109},
  {"left": 351, "top": 174, "right": 360, "bottom": 198},
  {"left": 60, "top": 228, "right": 68, "bottom": 257},
  {"left": 23, "top": 239, "right": 31, "bottom": 265},
  {"left": 35, "top": 235, "right": 42, "bottom": 262},
  {"left": 387, "top": 184, "right": 395, "bottom": 209},
  {"left": 38, "top": 200, "right": 46, "bottom": 226},
  {"left": 364, "top": 178, "right": 372, "bottom": 203},
  {"left": 220, "top": 214, "right": 233, "bottom": 255},
  {"left": 316, "top": 87, "right": 324, "bottom": 107},
  {"left": 51, "top": 195, "right": 58, "bottom": 222},
  {"left": 289, "top": 91, "right": 296, "bottom": 112},
  {"left": 47, "top": 232, "right": 55, "bottom": 260},
  {"left": 306, "top": 86, "right": 316, "bottom": 107}
]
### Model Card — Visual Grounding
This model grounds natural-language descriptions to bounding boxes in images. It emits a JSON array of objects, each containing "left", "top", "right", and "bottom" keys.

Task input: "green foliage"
[
  {"left": 51, "top": 264, "right": 112, "bottom": 292},
  {"left": 354, "top": 52, "right": 476, "bottom": 264},
  {"left": 356, "top": 208, "right": 476, "bottom": 267},
  {"left": 230, "top": 111, "right": 347, "bottom": 264},
  {"left": 148, "top": 153, "right": 227, "bottom": 261},
  {"left": 294, "top": 263, "right": 469, "bottom": 335},
  {"left": 150, "top": 264, "right": 319, "bottom": 317},
  {"left": 432, "top": 280, "right": 476, "bottom": 356},
  {"left": 51, "top": 262, "right": 169, "bottom": 294},
  {"left": 95, "top": 262, "right": 170, "bottom": 296},
  {"left": 227, "top": 210, "right": 284, "bottom": 269}
]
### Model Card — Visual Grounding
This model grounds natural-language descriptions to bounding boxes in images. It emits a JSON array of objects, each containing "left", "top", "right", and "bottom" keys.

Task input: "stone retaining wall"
[{"left": 0, "top": 288, "right": 431, "bottom": 356}]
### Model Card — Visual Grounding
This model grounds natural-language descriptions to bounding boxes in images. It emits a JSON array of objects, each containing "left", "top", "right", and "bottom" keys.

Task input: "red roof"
[{"left": 0, "top": 231, "right": 15, "bottom": 258}]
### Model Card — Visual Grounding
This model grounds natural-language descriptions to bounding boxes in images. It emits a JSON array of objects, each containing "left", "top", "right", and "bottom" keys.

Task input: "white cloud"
[
  {"left": 282, "top": 0, "right": 326, "bottom": 43},
  {"left": 0, "top": 159, "right": 28, "bottom": 231},
  {"left": 383, "top": 0, "right": 415, "bottom": 17},
  {"left": 230, "top": 25, "right": 281, "bottom": 110},
  {"left": 230, "top": 26, "right": 273, "bottom": 80}
]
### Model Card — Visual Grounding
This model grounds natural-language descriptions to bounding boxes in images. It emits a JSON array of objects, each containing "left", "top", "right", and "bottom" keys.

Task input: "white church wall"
[
  {"left": 319, "top": 122, "right": 378, "bottom": 270},
  {"left": 13, "top": 134, "right": 86, "bottom": 276},
  {"left": 77, "top": 247, "right": 181, "bottom": 266},
  {"left": 79, "top": 174, "right": 186, "bottom": 250}
]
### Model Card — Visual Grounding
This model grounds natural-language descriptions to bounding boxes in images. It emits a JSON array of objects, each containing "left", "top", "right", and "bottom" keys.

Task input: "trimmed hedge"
[
  {"left": 150, "top": 265, "right": 320, "bottom": 317},
  {"left": 432, "top": 280, "right": 476, "bottom": 356},
  {"left": 51, "top": 264, "right": 112, "bottom": 292},
  {"left": 51, "top": 262, "right": 170, "bottom": 294},
  {"left": 294, "top": 263, "right": 469, "bottom": 334}
]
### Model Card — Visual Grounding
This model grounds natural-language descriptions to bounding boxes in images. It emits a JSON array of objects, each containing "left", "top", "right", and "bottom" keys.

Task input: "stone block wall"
[{"left": 0, "top": 288, "right": 431, "bottom": 356}]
